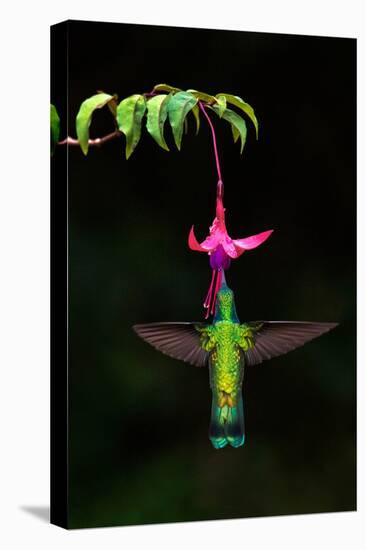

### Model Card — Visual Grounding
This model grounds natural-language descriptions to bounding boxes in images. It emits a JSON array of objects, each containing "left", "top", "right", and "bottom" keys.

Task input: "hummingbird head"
[{"left": 213, "top": 271, "right": 239, "bottom": 322}]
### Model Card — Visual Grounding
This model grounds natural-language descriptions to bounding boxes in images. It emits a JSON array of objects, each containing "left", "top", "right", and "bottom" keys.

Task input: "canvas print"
[{"left": 51, "top": 20, "right": 356, "bottom": 529}]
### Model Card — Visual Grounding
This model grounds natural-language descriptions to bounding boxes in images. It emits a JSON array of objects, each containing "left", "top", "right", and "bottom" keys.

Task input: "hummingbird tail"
[{"left": 209, "top": 393, "right": 245, "bottom": 449}]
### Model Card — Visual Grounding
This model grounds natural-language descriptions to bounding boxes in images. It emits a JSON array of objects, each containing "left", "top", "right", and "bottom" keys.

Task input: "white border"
[{"left": 0, "top": 1, "right": 363, "bottom": 549}]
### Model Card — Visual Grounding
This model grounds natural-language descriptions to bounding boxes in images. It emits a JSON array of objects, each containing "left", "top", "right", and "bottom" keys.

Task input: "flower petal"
[
  {"left": 210, "top": 245, "right": 231, "bottom": 269},
  {"left": 222, "top": 235, "right": 240, "bottom": 258},
  {"left": 188, "top": 226, "right": 206, "bottom": 252},
  {"left": 201, "top": 232, "right": 222, "bottom": 250},
  {"left": 233, "top": 229, "right": 273, "bottom": 252}
]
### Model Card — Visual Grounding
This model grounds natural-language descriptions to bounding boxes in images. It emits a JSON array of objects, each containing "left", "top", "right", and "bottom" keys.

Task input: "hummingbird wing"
[
  {"left": 243, "top": 321, "right": 338, "bottom": 366},
  {"left": 133, "top": 322, "right": 208, "bottom": 367}
]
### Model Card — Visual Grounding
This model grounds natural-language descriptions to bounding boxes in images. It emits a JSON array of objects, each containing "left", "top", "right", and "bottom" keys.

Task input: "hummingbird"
[{"left": 133, "top": 272, "right": 337, "bottom": 449}]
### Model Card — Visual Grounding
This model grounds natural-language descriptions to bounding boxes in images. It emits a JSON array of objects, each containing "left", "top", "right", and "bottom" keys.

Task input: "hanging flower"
[{"left": 189, "top": 184, "right": 273, "bottom": 317}]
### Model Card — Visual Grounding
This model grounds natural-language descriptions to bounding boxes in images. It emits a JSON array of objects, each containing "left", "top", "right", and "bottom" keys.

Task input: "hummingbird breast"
[{"left": 209, "top": 321, "right": 243, "bottom": 405}]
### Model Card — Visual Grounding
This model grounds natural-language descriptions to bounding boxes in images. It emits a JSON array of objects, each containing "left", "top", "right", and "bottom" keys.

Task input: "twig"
[{"left": 57, "top": 130, "right": 122, "bottom": 147}]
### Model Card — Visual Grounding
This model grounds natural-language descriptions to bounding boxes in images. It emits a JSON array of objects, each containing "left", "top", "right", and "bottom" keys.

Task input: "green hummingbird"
[{"left": 133, "top": 272, "right": 337, "bottom": 449}]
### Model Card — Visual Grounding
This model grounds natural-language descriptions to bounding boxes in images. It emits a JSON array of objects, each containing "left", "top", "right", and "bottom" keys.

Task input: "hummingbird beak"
[{"left": 220, "top": 269, "right": 228, "bottom": 288}]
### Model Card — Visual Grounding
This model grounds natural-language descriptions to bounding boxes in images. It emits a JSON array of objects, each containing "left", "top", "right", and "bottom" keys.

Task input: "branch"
[
  {"left": 57, "top": 92, "right": 157, "bottom": 149},
  {"left": 57, "top": 130, "right": 122, "bottom": 147}
]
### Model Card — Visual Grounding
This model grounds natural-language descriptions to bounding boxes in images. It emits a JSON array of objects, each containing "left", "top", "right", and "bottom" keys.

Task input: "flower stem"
[{"left": 198, "top": 101, "right": 223, "bottom": 189}]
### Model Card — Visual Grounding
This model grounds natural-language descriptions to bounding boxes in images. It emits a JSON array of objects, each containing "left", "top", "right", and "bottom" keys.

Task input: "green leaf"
[
  {"left": 167, "top": 91, "right": 198, "bottom": 150},
  {"left": 231, "top": 124, "right": 240, "bottom": 143},
  {"left": 76, "top": 92, "right": 114, "bottom": 155},
  {"left": 191, "top": 104, "right": 200, "bottom": 135},
  {"left": 215, "top": 95, "right": 226, "bottom": 118},
  {"left": 108, "top": 95, "right": 119, "bottom": 119},
  {"left": 117, "top": 94, "right": 147, "bottom": 159},
  {"left": 97, "top": 90, "right": 118, "bottom": 118},
  {"left": 184, "top": 117, "right": 188, "bottom": 135},
  {"left": 145, "top": 94, "right": 171, "bottom": 151},
  {"left": 216, "top": 93, "right": 258, "bottom": 138},
  {"left": 153, "top": 83, "right": 181, "bottom": 94},
  {"left": 211, "top": 105, "right": 247, "bottom": 153},
  {"left": 50, "top": 104, "right": 60, "bottom": 154},
  {"left": 186, "top": 89, "right": 217, "bottom": 105}
]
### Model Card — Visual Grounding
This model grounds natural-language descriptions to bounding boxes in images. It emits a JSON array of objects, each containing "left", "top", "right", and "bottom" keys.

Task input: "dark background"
[{"left": 59, "top": 20, "right": 355, "bottom": 528}]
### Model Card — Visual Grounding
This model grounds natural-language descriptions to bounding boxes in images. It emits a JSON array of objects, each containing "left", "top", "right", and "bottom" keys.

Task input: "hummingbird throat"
[{"left": 213, "top": 271, "right": 239, "bottom": 323}]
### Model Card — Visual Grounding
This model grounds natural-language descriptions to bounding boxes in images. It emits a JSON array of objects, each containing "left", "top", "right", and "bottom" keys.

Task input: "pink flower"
[{"left": 188, "top": 188, "right": 273, "bottom": 317}]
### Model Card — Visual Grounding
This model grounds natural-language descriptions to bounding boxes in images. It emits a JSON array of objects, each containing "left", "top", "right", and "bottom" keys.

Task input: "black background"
[{"left": 57, "top": 20, "right": 356, "bottom": 528}]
